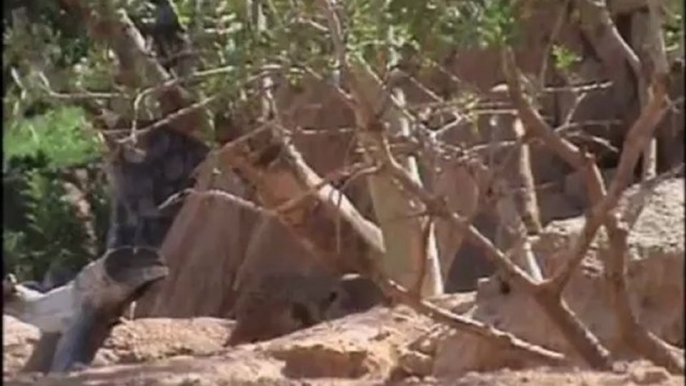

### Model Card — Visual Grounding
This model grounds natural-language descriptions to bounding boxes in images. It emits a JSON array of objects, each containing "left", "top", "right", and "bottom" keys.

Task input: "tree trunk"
[{"left": 350, "top": 64, "right": 444, "bottom": 297}]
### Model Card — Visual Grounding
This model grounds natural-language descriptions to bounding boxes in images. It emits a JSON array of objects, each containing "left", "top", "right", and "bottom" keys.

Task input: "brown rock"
[
  {"left": 394, "top": 365, "right": 683, "bottom": 386},
  {"left": 94, "top": 317, "right": 233, "bottom": 366},
  {"left": 3, "top": 316, "right": 40, "bottom": 377},
  {"left": 397, "top": 349, "right": 433, "bottom": 377},
  {"left": 2, "top": 316, "right": 232, "bottom": 378},
  {"left": 536, "top": 192, "right": 582, "bottom": 226},
  {"left": 434, "top": 178, "right": 685, "bottom": 377},
  {"left": 137, "top": 170, "right": 258, "bottom": 318},
  {"left": 3, "top": 305, "right": 435, "bottom": 386},
  {"left": 262, "top": 306, "right": 432, "bottom": 380},
  {"left": 629, "top": 364, "right": 671, "bottom": 385}
]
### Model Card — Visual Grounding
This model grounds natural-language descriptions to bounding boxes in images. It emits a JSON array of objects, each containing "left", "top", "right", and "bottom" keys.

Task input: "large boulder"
[{"left": 434, "top": 178, "right": 685, "bottom": 377}]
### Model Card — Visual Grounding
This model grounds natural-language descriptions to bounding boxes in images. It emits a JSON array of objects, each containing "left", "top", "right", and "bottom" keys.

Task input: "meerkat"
[{"left": 226, "top": 272, "right": 386, "bottom": 345}]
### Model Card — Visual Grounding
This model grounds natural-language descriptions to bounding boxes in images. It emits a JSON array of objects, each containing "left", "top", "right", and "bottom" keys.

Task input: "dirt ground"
[{"left": 3, "top": 312, "right": 683, "bottom": 386}]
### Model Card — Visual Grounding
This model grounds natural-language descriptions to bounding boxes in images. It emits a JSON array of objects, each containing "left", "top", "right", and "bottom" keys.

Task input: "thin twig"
[
  {"left": 107, "top": 95, "right": 219, "bottom": 144},
  {"left": 158, "top": 188, "right": 269, "bottom": 215},
  {"left": 538, "top": 0, "right": 572, "bottom": 94}
]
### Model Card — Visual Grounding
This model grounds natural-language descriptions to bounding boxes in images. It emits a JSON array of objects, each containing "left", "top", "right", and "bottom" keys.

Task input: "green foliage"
[
  {"left": 342, "top": 0, "right": 519, "bottom": 69},
  {"left": 3, "top": 1, "right": 103, "bottom": 126},
  {"left": 3, "top": 166, "right": 105, "bottom": 282},
  {"left": 4, "top": 106, "right": 101, "bottom": 169},
  {"left": 664, "top": 0, "right": 684, "bottom": 53},
  {"left": 108, "top": 0, "right": 523, "bottom": 109},
  {"left": 3, "top": 105, "right": 106, "bottom": 283},
  {"left": 0, "top": 0, "right": 528, "bottom": 282},
  {"left": 3, "top": 0, "right": 90, "bottom": 67},
  {"left": 552, "top": 44, "right": 581, "bottom": 72}
]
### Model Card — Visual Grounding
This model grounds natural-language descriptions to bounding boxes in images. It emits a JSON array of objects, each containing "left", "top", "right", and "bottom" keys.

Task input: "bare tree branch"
[
  {"left": 58, "top": 0, "right": 207, "bottom": 137},
  {"left": 502, "top": 45, "right": 681, "bottom": 373}
]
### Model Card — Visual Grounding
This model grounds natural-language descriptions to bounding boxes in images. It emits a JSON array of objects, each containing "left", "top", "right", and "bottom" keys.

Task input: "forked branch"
[{"left": 502, "top": 47, "right": 681, "bottom": 373}]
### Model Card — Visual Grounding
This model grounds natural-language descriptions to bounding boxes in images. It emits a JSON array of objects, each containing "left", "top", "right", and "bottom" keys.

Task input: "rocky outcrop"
[
  {"left": 433, "top": 178, "right": 685, "bottom": 377},
  {"left": 3, "top": 305, "right": 440, "bottom": 386}
]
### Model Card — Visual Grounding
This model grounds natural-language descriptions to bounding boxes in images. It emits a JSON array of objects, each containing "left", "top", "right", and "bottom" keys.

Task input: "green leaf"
[{"left": 4, "top": 106, "right": 101, "bottom": 168}]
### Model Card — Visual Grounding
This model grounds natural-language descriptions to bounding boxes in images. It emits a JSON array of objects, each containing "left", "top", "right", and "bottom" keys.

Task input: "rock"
[
  {"left": 94, "top": 317, "right": 233, "bottom": 366},
  {"left": 5, "top": 349, "right": 287, "bottom": 386},
  {"left": 398, "top": 349, "right": 433, "bottom": 377},
  {"left": 3, "top": 316, "right": 40, "bottom": 376},
  {"left": 536, "top": 192, "right": 582, "bottom": 226},
  {"left": 5, "top": 295, "right": 684, "bottom": 386},
  {"left": 2, "top": 316, "right": 232, "bottom": 377},
  {"left": 262, "top": 306, "right": 432, "bottom": 380},
  {"left": 3, "top": 305, "right": 435, "bottom": 386},
  {"left": 393, "top": 365, "right": 683, "bottom": 386},
  {"left": 434, "top": 178, "right": 685, "bottom": 377},
  {"left": 628, "top": 364, "right": 671, "bottom": 385}
]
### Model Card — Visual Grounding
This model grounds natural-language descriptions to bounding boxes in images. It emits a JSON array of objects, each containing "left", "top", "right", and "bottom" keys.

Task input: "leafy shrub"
[{"left": 3, "top": 106, "right": 109, "bottom": 283}]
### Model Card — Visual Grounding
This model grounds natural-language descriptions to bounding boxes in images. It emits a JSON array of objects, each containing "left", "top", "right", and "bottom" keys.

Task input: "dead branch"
[
  {"left": 502, "top": 47, "right": 681, "bottom": 373},
  {"left": 368, "top": 133, "right": 612, "bottom": 368},
  {"left": 640, "top": 1, "right": 669, "bottom": 180},
  {"left": 573, "top": 0, "right": 658, "bottom": 180},
  {"left": 159, "top": 188, "right": 269, "bottom": 216},
  {"left": 58, "top": 0, "right": 206, "bottom": 137},
  {"left": 545, "top": 75, "right": 670, "bottom": 291},
  {"left": 510, "top": 119, "right": 542, "bottom": 234},
  {"left": 410, "top": 218, "right": 434, "bottom": 298},
  {"left": 110, "top": 95, "right": 219, "bottom": 145},
  {"left": 214, "top": 112, "right": 569, "bottom": 368},
  {"left": 499, "top": 48, "right": 614, "bottom": 368},
  {"left": 381, "top": 276, "right": 566, "bottom": 366},
  {"left": 490, "top": 177, "right": 543, "bottom": 282},
  {"left": 317, "top": 0, "right": 445, "bottom": 296}
]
